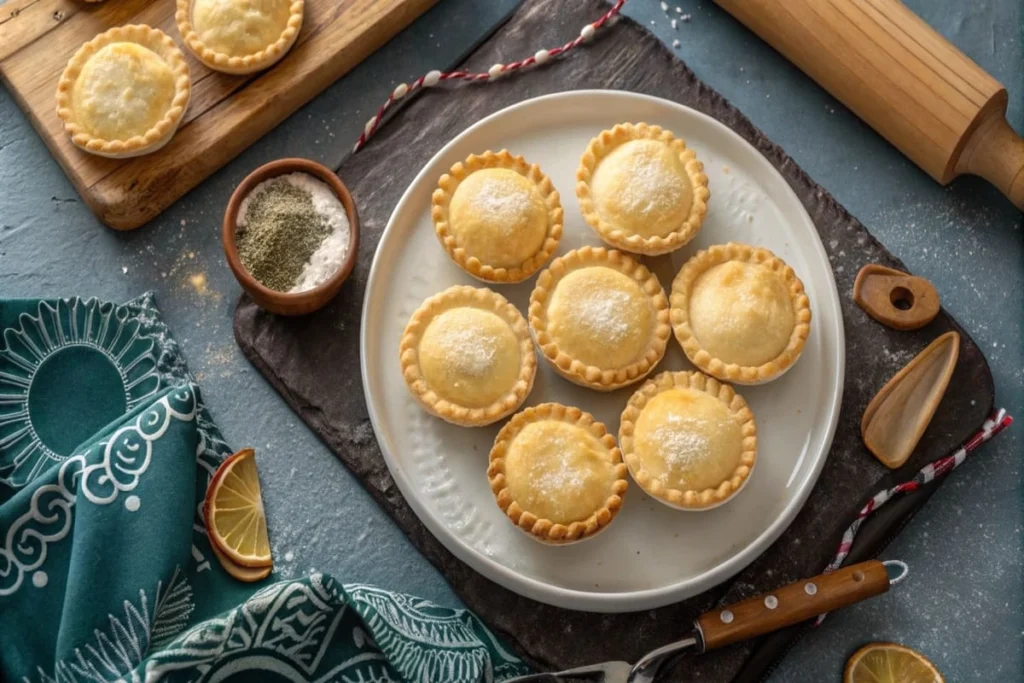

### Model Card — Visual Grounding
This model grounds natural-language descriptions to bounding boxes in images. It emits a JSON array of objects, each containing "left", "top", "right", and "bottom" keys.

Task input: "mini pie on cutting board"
[
  {"left": 488, "top": 403, "right": 629, "bottom": 544},
  {"left": 400, "top": 285, "right": 536, "bottom": 427},
  {"left": 529, "top": 246, "right": 671, "bottom": 391},
  {"left": 670, "top": 242, "right": 811, "bottom": 385},
  {"left": 176, "top": 0, "right": 305, "bottom": 75},
  {"left": 432, "top": 150, "right": 563, "bottom": 283},
  {"left": 576, "top": 122, "right": 709, "bottom": 255},
  {"left": 56, "top": 25, "right": 191, "bottom": 158},
  {"left": 620, "top": 370, "right": 757, "bottom": 510}
]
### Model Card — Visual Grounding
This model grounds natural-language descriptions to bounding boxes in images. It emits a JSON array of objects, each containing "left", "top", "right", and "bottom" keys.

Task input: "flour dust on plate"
[{"left": 361, "top": 91, "right": 844, "bottom": 612}]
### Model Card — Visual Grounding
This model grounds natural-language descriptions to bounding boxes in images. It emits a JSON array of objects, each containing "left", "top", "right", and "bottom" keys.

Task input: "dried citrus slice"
[
  {"left": 205, "top": 448, "right": 272, "bottom": 568},
  {"left": 209, "top": 539, "right": 272, "bottom": 582},
  {"left": 845, "top": 642, "right": 944, "bottom": 683}
]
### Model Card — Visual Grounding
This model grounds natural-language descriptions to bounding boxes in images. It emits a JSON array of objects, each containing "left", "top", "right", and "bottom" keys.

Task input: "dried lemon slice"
[
  {"left": 845, "top": 642, "right": 944, "bottom": 683},
  {"left": 209, "top": 538, "right": 272, "bottom": 582},
  {"left": 204, "top": 448, "right": 272, "bottom": 568}
]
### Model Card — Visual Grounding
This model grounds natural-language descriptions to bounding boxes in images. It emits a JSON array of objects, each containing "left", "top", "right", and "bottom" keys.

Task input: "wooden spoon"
[{"left": 861, "top": 332, "right": 960, "bottom": 469}]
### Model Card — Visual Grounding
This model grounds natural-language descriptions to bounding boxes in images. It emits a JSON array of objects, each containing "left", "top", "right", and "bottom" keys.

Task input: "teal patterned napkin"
[{"left": 0, "top": 294, "right": 528, "bottom": 682}]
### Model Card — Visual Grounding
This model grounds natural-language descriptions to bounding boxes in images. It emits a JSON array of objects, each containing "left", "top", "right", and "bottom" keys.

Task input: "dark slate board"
[{"left": 233, "top": 0, "right": 994, "bottom": 678}]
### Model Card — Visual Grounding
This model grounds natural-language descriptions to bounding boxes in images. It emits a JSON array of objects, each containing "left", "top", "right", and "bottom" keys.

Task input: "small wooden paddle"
[
  {"left": 862, "top": 332, "right": 960, "bottom": 469},
  {"left": 853, "top": 264, "right": 940, "bottom": 331}
]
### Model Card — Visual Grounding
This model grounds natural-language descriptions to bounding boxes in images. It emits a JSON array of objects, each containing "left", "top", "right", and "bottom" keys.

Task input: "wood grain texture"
[
  {"left": 697, "top": 561, "right": 890, "bottom": 650},
  {"left": 853, "top": 264, "right": 940, "bottom": 331},
  {"left": 715, "top": 0, "right": 1024, "bottom": 209},
  {"left": 0, "top": 0, "right": 437, "bottom": 229},
  {"left": 862, "top": 332, "right": 960, "bottom": 469},
  {"left": 233, "top": 1, "right": 996, "bottom": 678}
]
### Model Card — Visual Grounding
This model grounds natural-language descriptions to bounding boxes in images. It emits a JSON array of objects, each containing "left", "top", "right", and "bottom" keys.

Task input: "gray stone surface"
[{"left": 0, "top": 0, "right": 1020, "bottom": 681}]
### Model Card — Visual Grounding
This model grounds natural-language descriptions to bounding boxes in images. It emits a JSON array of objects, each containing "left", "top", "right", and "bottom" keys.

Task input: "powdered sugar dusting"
[
  {"left": 573, "top": 289, "right": 633, "bottom": 342},
  {"left": 649, "top": 414, "right": 711, "bottom": 484},
  {"left": 470, "top": 175, "right": 533, "bottom": 237},
  {"left": 438, "top": 325, "right": 497, "bottom": 377},
  {"left": 618, "top": 149, "right": 683, "bottom": 217},
  {"left": 535, "top": 461, "right": 585, "bottom": 499},
  {"left": 533, "top": 436, "right": 585, "bottom": 499}
]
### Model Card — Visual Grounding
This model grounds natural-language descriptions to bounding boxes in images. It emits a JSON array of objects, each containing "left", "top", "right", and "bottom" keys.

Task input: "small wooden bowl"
[{"left": 222, "top": 158, "right": 360, "bottom": 316}]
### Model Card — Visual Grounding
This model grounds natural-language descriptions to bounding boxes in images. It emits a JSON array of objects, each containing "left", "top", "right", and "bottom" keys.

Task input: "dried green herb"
[{"left": 236, "top": 179, "right": 329, "bottom": 292}]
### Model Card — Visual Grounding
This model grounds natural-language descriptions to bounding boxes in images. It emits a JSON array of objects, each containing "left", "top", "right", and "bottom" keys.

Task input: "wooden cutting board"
[{"left": 0, "top": 0, "right": 437, "bottom": 230}]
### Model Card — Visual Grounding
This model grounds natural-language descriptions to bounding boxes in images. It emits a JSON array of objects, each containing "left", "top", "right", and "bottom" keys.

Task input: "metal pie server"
[{"left": 505, "top": 559, "right": 908, "bottom": 683}]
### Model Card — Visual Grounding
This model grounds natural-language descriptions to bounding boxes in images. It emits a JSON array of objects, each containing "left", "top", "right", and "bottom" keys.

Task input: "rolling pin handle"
[{"left": 956, "top": 107, "right": 1024, "bottom": 211}]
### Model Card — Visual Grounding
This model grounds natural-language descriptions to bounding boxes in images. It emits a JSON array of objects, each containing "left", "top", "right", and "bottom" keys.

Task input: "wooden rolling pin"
[{"left": 715, "top": 0, "right": 1024, "bottom": 210}]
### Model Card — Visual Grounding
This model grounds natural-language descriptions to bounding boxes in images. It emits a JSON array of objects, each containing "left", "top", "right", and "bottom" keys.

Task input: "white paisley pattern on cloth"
[
  {"left": 346, "top": 584, "right": 525, "bottom": 683},
  {"left": 36, "top": 567, "right": 195, "bottom": 683},
  {"left": 142, "top": 575, "right": 528, "bottom": 683},
  {"left": 0, "top": 387, "right": 198, "bottom": 597},
  {"left": 144, "top": 573, "right": 353, "bottom": 682},
  {"left": 0, "top": 298, "right": 163, "bottom": 488}
]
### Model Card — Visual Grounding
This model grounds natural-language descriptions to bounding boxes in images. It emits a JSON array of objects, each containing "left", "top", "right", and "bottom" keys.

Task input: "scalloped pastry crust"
[
  {"left": 488, "top": 403, "right": 629, "bottom": 544},
  {"left": 399, "top": 285, "right": 536, "bottom": 427},
  {"left": 576, "top": 122, "right": 709, "bottom": 255},
  {"left": 176, "top": 0, "right": 304, "bottom": 75},
  {"left": 620, "top": 370, "right": 757, "bottom": 510},
  {"left": 670, "top": 242, "right": 812, "bottom": 385},
  {"left": 528, "top": 246, "right": 670, "bottom": 391},
  {"left": 56, "top": 25, "right": 191, "bottom": 158},
  {"left": 432, "top": 150, "right": 563, "bottom": 284}
]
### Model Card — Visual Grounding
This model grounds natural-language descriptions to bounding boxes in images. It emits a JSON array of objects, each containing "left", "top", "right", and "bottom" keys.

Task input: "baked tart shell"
[
  {"left": 488, "top": 402, "right": 629, "bottom": 545},
  {"left": 56, "top": 25, "right": 191, "bottom": 159},
  {"left": 176, "top": 0, "right": 304, "bottom": 75},
  {"left": 619, "top": 370, "right": 757, "bottom": 511},
  {"left": 529, "top": 246, "right": 671, "bottom": 391},
  {"left": 399, "top": 285, "right": 536, "bottom": 427},
  {"left": 432, "top": 150, "right": 563, "bottom": 284},
  {"left": 670, "top": 242, "right": 812, "bottom": 385},
  {"left": 576, "top": 122, "right": 709, "bottom": 256}
]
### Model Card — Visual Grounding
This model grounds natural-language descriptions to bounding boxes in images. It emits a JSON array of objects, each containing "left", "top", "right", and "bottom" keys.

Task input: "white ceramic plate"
[{"left": 361, "top": 91, "right": 844, "bottom": 612}]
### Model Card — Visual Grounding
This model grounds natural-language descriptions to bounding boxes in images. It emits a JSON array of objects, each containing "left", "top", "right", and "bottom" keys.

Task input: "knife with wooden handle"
[
  {"left": 714, "top": 0, "right": 1024, "bottom": 210},
  {"left": 695, "top": 560, "right": 891, "bottom": 649},
  {"left": 506, "top": 561, "right": 896, "bottom": 682},
  {"left": 629, "top": 560, "right": 893, "bottom": 682}
]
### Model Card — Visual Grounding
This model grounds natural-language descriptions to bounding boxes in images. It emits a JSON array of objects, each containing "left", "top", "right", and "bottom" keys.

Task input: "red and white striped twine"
[
  {"left": 815, "top": 408, "right": 1013, "bottom": 624},
  {"left": 353, "top": 0, "right": 629, "bottom": 152}
]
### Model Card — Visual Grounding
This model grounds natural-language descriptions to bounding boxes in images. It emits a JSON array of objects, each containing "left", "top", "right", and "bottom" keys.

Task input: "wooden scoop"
[
  {"left": 854, "top": 264, "right": 940, "bottom": 331},
  {"left": 862, "top": 332, "right": 959, "bottom": 469}
]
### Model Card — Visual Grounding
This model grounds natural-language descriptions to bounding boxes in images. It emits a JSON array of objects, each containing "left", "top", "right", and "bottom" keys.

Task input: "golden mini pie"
[
  {"left": 432, "top": 150, "right": 563, "bottom": 284},
  {"left": 620, "top": 370, "right": 756, "bottom": 510},
  {"left": 176, "top": 0, "right": 304, "bottom": 75},
  {"left": 576, "top": 122, "right": 709, "bottom": 255},
  {"left": 488, "top": 403, "right": 628, "bottom": 544},
  {"left": 670, "top": 243, "right": 812, "bottom": 385},
  {"left": 399, "top": 285, "right": 536, "bottom": 427},
  {"left": 528, "top": 246, "right": 671, "bottom": 391},
  {"left": 56, "top": 25, "right": 191, "bottom": 158}
]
